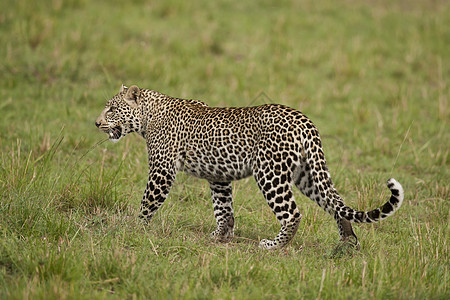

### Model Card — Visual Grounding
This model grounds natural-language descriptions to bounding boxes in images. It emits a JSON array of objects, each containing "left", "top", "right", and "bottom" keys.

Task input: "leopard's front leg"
[
  {"left": 139, "top": 163, "right": 177, "bottom": 222},
  {"left": 209, "top": 181, "right": 235, "bottom": 241}
]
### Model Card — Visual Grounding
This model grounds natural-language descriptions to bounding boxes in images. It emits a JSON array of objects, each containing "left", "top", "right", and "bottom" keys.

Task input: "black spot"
[
  {"left": 391, "top": 189, "right": 399, "bottom": 197},
  {"left": 290, "top": 152, "right": 298, "bottom": 161},
  {"left": 274, "top": 154, "right": 281, "bottom": 163},
  {"left": 219, "top": 197, "right": 228, "bottom": 203},
  {"left": 273, "top": 177, "right": 280, "bottom": 186},
  {"left": 367, "top": 209, "right": 380, "bottom": 220},
  {"left": 381, "top": 202, "right": 393, "bottom": 214},
  {"left": 290, "top": 202, "right": 297, "bottom": 210},
  {"left": 356, "top": 212, "right": 364, "bottom": 220},
  {"left": 286, "top": 157, "right": 292, "bottom": 166},
  {"left": 390, "top": 195, "right": 400, "bottom": 205}
]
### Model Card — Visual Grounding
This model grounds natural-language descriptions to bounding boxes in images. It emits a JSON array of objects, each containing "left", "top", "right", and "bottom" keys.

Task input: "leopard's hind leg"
[
  {"left": 293, "top": 156, "right": 360, "bottom": 249},
  {"left": 335, "top": 216, "right": 360, "bottom": 249},
  {"left": 253, "top": 163, "right": 302, "bottom": 250}
]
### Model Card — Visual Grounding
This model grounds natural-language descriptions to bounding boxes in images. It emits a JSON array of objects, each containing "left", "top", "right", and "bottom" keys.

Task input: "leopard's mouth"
[{"left": 108, "top": 127, "right": 122, "bottom": 141}]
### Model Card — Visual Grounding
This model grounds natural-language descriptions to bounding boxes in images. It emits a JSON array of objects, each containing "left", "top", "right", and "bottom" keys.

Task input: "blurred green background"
[{"left": 0, "top": 0, "right": 448, "bottom": 299}]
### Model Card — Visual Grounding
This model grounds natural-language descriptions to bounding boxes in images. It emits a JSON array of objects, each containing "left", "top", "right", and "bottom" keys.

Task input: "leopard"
[{"left": 95, "top": 84, "right": 404, "bottom": 250}]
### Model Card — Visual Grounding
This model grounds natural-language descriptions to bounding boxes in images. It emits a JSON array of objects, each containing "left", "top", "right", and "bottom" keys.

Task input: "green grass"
[{"left": 0, "top": 0, "right": 449, "bottom": 299}]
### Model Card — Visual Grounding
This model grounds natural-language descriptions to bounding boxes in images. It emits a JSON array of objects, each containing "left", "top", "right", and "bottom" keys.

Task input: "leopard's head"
[{"left": 95, "top": 84, "right": 142, "bottom": 143}]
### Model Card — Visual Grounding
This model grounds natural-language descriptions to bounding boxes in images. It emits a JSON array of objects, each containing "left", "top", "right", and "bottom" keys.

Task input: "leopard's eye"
[{"left": 106, "top": 107, "right": 115, "bottom": 117}]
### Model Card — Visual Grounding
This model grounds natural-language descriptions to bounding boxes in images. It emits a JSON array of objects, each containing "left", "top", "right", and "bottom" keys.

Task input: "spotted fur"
[{"left": 95, "top": 84, "right": 404, "bottom": 250}]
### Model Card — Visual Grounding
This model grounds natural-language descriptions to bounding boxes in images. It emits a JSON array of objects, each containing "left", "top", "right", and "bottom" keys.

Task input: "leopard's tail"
[
  {"left": 301, "top": 122, "right": 404, "bottom": 224},
  {"left": 336, "top": 178, "right": 404, "bottom": 223}
]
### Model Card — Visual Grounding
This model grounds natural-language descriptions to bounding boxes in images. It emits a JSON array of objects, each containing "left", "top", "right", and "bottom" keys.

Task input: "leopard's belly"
[{"left": 177, "top": 149, "right": 253, "bottom": 182}]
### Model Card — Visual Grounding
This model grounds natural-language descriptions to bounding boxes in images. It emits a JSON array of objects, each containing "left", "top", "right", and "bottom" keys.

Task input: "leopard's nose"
[{"left": 95, "top": 121, "right": 100, "bottom": 128}]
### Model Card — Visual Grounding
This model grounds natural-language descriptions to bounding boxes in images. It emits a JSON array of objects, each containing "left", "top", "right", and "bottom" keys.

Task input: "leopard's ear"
[
  {"left": 120, "top": 84, "right": 128, "bottom": 93},
  {"left": 124, "top": 85, "right": 140, "bottom": 108}
]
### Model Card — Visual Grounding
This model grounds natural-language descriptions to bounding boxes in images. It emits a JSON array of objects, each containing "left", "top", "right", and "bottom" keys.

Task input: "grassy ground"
[{"left": 0, "top": 0, "right": 449, "bottom": 299}]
